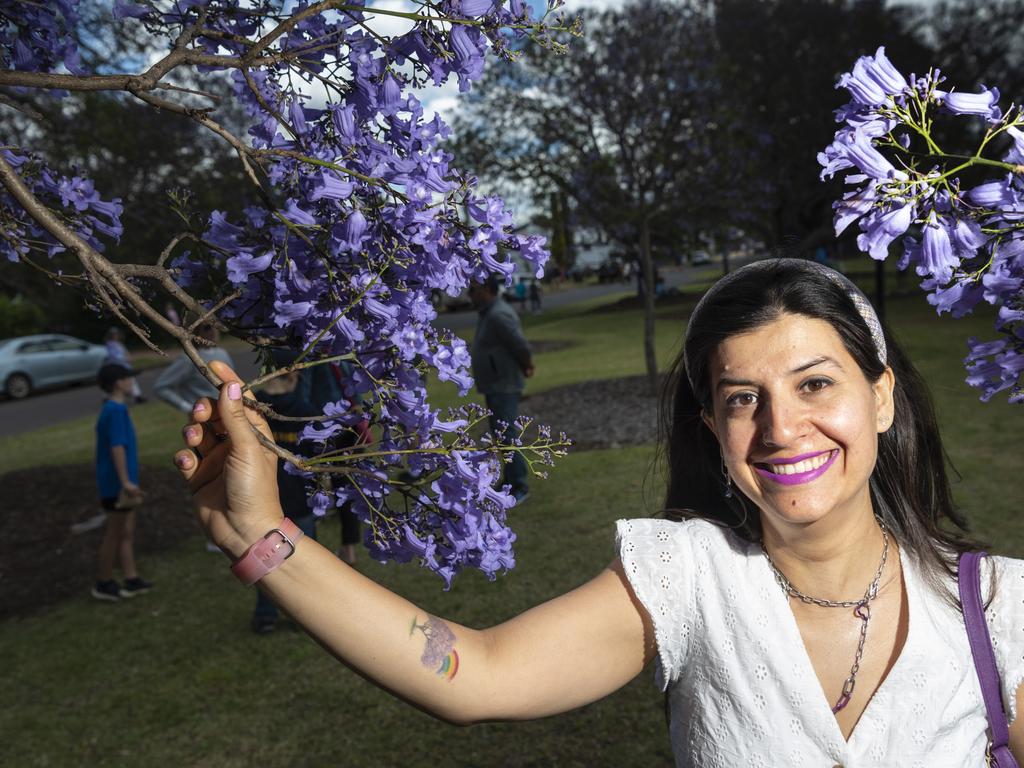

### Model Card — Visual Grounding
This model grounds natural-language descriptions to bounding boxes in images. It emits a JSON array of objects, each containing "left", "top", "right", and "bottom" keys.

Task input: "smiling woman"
[
  {"left": 651, "top": 258, "right": 1024, "bottom": 762},
  {"left": 173, "top": 259, "right": 1024, "bottom": 768}
]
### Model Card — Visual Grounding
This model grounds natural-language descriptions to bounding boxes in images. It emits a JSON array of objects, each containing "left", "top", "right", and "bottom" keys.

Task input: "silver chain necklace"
[{"left": 761, "top": 519, "right": 890, "bottom": 714}]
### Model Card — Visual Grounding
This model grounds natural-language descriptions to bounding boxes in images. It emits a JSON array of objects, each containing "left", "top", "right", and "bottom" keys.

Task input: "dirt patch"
[
  {"left": 522, "top": 374, "right": 664, "bottom": 452},
  {"left": 0, "top": 464, "right": 197, "bottom": 619}
]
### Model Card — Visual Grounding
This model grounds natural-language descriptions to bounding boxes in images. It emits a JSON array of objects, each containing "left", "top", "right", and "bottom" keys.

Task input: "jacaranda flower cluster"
[
  {"left": 0, "top": 0, "right": 575, "bottom": 587},
  {"left": 819, "top": 47, "right": 1024, "bottom": 403}
]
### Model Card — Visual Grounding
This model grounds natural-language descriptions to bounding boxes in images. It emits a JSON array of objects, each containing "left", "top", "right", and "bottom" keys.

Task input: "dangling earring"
[{"left": 721, "top": 457, "right": 733, "bottom": 498}]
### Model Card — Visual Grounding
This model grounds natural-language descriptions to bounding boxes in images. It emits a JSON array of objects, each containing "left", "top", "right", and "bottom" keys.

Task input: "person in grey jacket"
[
  {"left": 153, "top": 323, "right": 236, "bottom": 413},
  {"left": 468, "top": 276, "right": 534, "bottom": 502}
]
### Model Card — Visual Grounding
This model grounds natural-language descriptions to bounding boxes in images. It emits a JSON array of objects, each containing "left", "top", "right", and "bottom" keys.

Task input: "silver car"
[{"left": 0, "top": 334, "right": 109, "bottom": 399}]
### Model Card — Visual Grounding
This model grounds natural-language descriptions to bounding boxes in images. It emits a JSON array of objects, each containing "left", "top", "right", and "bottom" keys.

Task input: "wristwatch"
[{"left": 230, "top": 518, "right": 303, "bottom": 586}]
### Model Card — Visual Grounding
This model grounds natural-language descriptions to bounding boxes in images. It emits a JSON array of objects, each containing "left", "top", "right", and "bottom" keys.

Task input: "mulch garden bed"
[
  {"left": 0, "top": 464, "right": 197, "bottom": 619},
  {"left": 1, "top": 374, "right": 664, "bottom": 618}
]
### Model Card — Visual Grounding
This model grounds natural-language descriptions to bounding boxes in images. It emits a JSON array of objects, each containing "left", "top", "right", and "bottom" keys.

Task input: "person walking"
[
  {"left": 468, "top": 276, "right": 534, "bottom": 502},
  {"left": 528, "top": 280, "right": 542, "bottom": 314},
  {"left": 91, "top": 362, "right": 152, "bottom": 602},
  {"left": 153, "top": 323, "right": 235, "bottom": 414}
]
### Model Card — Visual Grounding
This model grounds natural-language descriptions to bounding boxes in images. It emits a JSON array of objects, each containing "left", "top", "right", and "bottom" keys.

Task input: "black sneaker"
[
  {"left": 119, "top": 577, "right": 153, "bottom": 598},
  {"left": 91, "top": 580, "right": 121, "bottom": 602}
]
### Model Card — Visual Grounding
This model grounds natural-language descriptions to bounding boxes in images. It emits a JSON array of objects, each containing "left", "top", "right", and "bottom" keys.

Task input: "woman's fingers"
[
  {"left": 209, "top": 359, "right": 274, "bottom": 444},
  {"left": 191, "top": 397, "right": 215, "bottom": 423},
  {"left": 174, "top": 449, "right": 198, "bottom": 481}
]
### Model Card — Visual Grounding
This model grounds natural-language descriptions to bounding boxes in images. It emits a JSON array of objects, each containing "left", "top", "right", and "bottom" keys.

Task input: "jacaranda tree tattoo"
[
  {"left": 820, "top": 47, "right": 1024, "bottom": 404},
  {"left": 0, "top": 0, "right": 575, "bottom": 586}
]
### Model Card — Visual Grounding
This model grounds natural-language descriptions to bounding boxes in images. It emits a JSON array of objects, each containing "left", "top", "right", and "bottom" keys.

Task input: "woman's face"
[{"left": 701, "top": 313, "right": 895, "bottom": 532}]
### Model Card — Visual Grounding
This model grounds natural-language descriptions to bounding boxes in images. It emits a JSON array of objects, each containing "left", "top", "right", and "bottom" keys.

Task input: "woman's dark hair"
[{"left": 659, "top": 258, "right": 984, "bottom": 598}]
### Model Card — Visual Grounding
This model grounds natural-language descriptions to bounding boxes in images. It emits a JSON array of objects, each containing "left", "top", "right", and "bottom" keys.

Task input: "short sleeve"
[
  {"left": 616, "top": 518, "right": 695, "bottom": 689},
  {"left": 985, "top": 555, "right": 1024, "bottom": 723}
]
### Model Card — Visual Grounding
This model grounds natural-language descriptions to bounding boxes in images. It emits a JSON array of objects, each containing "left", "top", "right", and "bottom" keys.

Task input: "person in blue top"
[{"left": 92, "top": 362, "right": 153, "bottom": 602}]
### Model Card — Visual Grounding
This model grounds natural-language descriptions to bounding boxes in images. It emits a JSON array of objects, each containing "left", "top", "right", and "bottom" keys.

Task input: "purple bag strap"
[{"left": 958, "top": 550, "right": 1020, "bottom": 768}]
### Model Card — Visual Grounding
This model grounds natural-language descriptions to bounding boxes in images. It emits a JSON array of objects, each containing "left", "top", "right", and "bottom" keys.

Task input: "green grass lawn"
[{"left": 1, "top": 286, "right": 1022, "bottom": 767}]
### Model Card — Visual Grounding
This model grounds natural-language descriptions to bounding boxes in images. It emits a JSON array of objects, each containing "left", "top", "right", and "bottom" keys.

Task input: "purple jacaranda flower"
[
  {"left": 983, "top": 258, "right": 1024, "bottom": 305},
  {"left": 308, "top": 490, "right": 332, "bottom": 517},
  {"left": 966, "top": 175, "right": 1020, "bottom": 209},
  {"left": 288, "top": 100, "right": 308, "bottom": 135},
  {"left": 949, "top": 216, "right": 989, "bottom": 256},
  {"left": 330, "top": 103, "right": 359, "bottom": 143},
  {"left": 965, "top": 336, "right": 1023, "bottom": 402},
  {"left": 842, "top": 130, "right": 904, "bottom": 180},
  {"left": 997, "top": 304, "right": 1024, "bottom": 332},
  {"left": 1005, "top": 126, "right": 1024, "bottom": 165},
  {"left": 838, "top": 62, "right": 886, "bottom": 106},
  {"left": 449, "top": 25, "right": 485, "bottom": 90},
  {"left": 380, "top": 73, "right": 402, "bottom": 114},
  {"left": 843, "top": 112, "right": 899, "bottom": 139},
  {"left": 514, "top": 234, "right": 549, "bottom": 277},
  {"left": 924, "top": 276, "right": 984, "bottom": 317},
  {"left": 857, "top": 201, "right": 914, "bottom": 260},
  {"left": 308, "top": 171, "right": 354, "bottom": 202},
  {"left": 467, "top": 196, "right": 513, "bottom": 229},
  {"left": 282, "top": 198, "right": 317, "bottom": 227},
  {"left": 273, "top": 299, "right": 314, "bottom": 326},
  {"left": 819, "top": 129, "right": 904, "bottom": 182},
  {"left": 861, "top": 46, "right": 908, "bottom": 95},
  {"left": 916, "top": 212, "right": 959, "bottom": 282},
  {"left": 833, "top": 176, "right": 877, "bottom": 235},
  {"left": 936, "top": 86, "right": 1002, "bottom": 120},
  {"left": 343, "top": 209, "right": 367, "bottom": 250},
  {"left": 300, "top": 420, "right": 346, "bottom": 442},
  {"left": 226, "top": 251, "right": 273, "bottom": 282},
  {"left": 461, "top": 0, "right": 494, "bottom": 16},
  {"left": 838, "top": 47, "right": 907, "bottom": 106}
]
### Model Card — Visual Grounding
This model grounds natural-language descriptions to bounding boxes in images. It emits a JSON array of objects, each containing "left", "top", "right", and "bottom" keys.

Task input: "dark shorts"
[{"left": 100, "top": 496, "right": 130, "bottom": 513}]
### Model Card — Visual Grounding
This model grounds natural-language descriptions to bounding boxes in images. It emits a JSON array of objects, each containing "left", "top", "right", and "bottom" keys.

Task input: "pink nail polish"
[
  {"left": 185, "top": 427, "right": 198, "bottom": 441},
  {"left": 175, "top": 454, "right": 190, "bottom": 468},
  {"left": 228, "top": 382, "right": 241, "bottom": 401}
]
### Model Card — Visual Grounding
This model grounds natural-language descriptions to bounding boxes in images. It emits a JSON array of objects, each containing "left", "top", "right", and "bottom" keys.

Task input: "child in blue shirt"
[{"left": 92, "top": 362, "right": 152, "bottom": 602}]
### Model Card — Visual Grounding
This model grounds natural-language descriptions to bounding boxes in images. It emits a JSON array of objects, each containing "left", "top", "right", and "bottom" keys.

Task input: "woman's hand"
[{"left": 173, "top": 360, "right": 284, "bottom": 559}]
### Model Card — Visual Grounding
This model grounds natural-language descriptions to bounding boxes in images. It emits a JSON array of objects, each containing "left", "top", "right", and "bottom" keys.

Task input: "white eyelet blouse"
[{"left": 616, "top": 517, "right": 1024, "bottom": 768}]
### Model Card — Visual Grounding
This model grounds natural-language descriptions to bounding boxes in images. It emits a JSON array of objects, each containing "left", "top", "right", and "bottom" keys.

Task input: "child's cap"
[{"left": 97, "top": 362, "right": 137, "bottom": 392}]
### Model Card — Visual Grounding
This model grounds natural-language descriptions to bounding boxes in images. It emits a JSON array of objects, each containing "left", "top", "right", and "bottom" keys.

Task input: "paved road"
[
  {"left": 0, "top": 265, "right": 706, "bottom": 439},
  {"left": 0, "top": 351, "right": 262, "bottom": 439}
]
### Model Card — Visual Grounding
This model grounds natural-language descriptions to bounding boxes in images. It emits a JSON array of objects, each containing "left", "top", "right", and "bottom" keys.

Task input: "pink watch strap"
[{"left": 230, "top": 518, "right": 303, "bottom": 586}]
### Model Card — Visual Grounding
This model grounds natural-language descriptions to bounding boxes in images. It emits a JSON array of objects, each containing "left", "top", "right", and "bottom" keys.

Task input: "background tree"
[{"left": 454, "top": 0, "right": 739, "bottom": 393}]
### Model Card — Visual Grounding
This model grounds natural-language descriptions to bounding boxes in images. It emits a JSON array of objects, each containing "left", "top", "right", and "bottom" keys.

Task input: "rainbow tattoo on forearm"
[{"left": 410, "top": 616, "right": 459, "bottom": 682}]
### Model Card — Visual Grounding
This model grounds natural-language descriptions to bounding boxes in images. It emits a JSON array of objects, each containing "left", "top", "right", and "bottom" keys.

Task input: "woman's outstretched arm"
[{"left": 176, "top": 361, "right": 657, "bottom": 726}]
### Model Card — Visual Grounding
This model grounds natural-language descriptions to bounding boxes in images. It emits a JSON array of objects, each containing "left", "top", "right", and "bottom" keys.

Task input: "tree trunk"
[{"left": 640, "top": 215, "right": 658, "bottom": 396}]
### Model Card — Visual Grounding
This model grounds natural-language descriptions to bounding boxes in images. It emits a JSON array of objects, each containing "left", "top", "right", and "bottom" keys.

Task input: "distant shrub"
[{"left": 0, "top": 295, "right": 45, "bottom": 338}]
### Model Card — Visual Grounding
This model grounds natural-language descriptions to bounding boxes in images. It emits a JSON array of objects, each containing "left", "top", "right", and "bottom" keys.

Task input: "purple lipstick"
[{"left": 753, "top": 449, "right": 838, "bottom": 486}]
